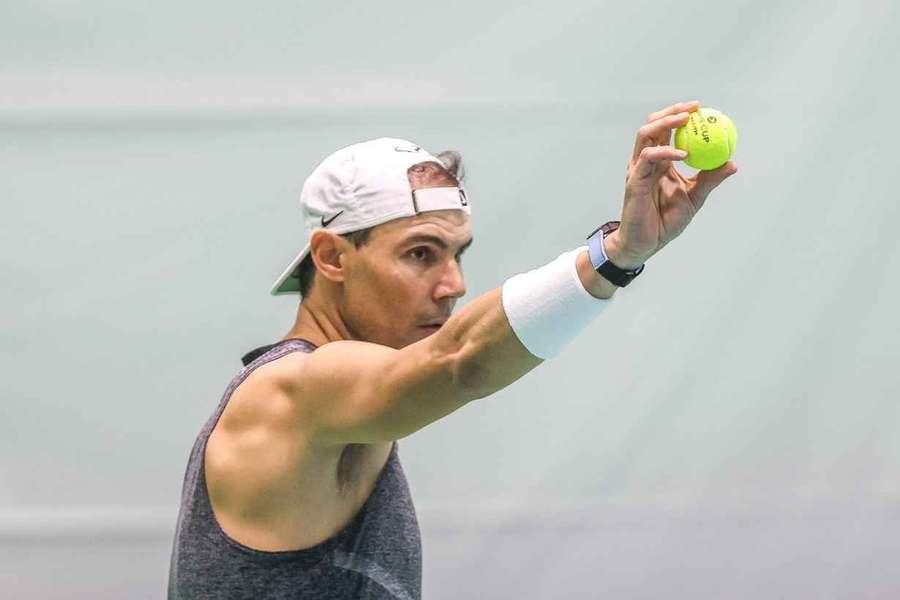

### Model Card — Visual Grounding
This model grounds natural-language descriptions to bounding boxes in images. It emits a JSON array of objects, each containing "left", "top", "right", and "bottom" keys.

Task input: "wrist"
[
  {"left": 603, "top": 230, "right": 646, "bottom": 270},
  {"left": 501, "top": 247, "right": 614, "bottom": 359},
  {"left": 576, "top": 250, "right": 618, "bottom": 299}
]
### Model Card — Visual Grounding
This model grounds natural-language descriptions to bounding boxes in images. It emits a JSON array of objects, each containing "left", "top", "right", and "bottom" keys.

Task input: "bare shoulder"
[
  {"left": 224, "top": 347, "right": 343, "bottom": 435},
  {"left": 252, "top": 343, "right": 349, "bottom": 422},
  {"left": 206, "top": 351, "right": 325, "bottom": 512},
  {"left": 219, "top": 352, "right": 312, "bottom": 433},
  {"left": 205, "top": 349, "right": 392, "bottom": 550}
]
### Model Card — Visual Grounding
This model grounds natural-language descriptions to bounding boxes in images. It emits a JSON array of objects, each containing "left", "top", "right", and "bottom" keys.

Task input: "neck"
[{"left": 283, "top": 290, "right": 353, "bottom": 347}]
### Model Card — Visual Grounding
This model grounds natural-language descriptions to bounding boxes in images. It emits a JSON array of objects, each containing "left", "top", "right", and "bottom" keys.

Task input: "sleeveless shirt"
[{"left": 168, "top": 339, "right": 422, "bottom": 599}]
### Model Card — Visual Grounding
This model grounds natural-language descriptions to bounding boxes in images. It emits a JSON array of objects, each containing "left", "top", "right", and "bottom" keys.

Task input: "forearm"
[
  {"left": 433, "top": 246, "right": 620, "bottom": 400},
  {"left": 430, "top": 287, "right": 543, "bottom": 401}
]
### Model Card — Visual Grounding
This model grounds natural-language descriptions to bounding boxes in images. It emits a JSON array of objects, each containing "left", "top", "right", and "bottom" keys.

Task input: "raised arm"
[
  {"left": 278, "top": 100, "right": 736, "bottom": 446},
  {"left": 276, "top": 251, "right": 621, "bottom": 445}
]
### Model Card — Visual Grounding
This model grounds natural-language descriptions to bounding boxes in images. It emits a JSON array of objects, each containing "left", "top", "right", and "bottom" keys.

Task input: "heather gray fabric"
[{"left": 168, "top": 339, "right": 422, "bottom": 599}]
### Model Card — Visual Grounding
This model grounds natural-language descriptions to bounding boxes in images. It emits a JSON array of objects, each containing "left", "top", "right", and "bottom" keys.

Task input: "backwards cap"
[{"left": 271, "top": 137, "right": 471, "bottom": 295}]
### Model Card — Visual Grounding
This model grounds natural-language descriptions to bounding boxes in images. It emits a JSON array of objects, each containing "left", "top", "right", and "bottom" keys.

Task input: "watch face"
[{"left": 600, "top": 220, "right": 621, "bottom": 236}]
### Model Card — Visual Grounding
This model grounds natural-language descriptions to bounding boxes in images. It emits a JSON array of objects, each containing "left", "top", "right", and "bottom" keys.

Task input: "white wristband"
[{"left": 501, "top": 246, "right": 613, "bottom": 359}]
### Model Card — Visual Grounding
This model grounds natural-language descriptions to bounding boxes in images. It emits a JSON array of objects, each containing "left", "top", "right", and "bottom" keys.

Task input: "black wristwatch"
[{"left": 586, "top": 221, "right": 645, "bottom": 287}]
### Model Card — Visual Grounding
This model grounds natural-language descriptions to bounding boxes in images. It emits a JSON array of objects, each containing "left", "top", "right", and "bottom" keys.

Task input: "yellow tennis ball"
[{"left": 674, "top": 107, "right": 738, "bottom": 170}]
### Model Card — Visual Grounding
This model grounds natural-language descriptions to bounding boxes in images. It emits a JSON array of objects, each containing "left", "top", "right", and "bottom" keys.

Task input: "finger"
[
  {"left": 632, "top": 111, "right": 692, "bottom": 163},
  {"left": 645, "top": 100, "right": 701, "bottom": 124},
  {"left": 688, "top": 161, "right": 739, "bottom": 208},
  {"left": 632, "top": 146, "right": 688, "bottom": 183}
]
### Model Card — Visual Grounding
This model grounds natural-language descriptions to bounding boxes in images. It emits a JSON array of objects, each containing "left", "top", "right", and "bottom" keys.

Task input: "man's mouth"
[{"left": 419, "top": 320, "right": 446, "bottom": 332}]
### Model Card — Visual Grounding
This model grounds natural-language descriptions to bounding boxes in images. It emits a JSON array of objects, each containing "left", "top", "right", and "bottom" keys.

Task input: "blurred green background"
[{"left": 3, "top": 1, "right": 899, "bottom": 597}]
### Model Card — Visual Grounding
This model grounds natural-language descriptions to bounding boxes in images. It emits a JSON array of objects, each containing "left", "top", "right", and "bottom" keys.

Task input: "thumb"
[{"left": 690, "top": 161, "right": 738, "bottom": 207}]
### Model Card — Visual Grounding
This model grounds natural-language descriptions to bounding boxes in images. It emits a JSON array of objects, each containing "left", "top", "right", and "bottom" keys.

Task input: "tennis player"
[{"left": 168, "top": 100, "right": 737, "bottom": 599}]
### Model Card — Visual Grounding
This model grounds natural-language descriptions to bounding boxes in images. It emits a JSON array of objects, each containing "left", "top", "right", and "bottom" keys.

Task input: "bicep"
[
  {"left": 281, "top": 287, "right": 541, "bottom": 445},
  {"left": 285, "top": 337, "right": 470, "bottom": 445}
]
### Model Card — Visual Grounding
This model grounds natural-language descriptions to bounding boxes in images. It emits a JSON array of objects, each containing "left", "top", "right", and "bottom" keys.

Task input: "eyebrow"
[{"left": 401, "top": 234, "right": 473, "bottom": 254}]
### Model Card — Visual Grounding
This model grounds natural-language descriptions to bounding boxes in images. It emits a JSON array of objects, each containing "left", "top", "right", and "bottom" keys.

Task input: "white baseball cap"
[{"left": 271, "top": 137, "right": 471, "bottom": 295}]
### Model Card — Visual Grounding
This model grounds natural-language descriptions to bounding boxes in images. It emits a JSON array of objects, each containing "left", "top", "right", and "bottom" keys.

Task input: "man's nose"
[{"left": 435, "top": 258, "right": 466, "bottom": 300}]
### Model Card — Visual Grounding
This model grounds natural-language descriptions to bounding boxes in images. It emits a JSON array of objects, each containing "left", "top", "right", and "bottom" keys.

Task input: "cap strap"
[{"left": 411, "top": 187, "right": 471, "bottom": 215}]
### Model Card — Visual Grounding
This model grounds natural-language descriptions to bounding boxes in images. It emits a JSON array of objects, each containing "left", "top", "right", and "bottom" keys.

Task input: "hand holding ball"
[{"left": 674, "top": 107, "right": 738, "bottom": 170}]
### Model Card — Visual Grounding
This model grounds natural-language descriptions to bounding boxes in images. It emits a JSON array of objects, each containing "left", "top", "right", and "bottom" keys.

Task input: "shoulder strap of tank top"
[{"left": 241, "top": 338, "right": 318, "bottom": 366}]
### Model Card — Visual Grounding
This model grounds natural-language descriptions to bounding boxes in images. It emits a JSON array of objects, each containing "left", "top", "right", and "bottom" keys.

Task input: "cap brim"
[{"left": 270, "top": 242, "right": 312, "bottom": 295}]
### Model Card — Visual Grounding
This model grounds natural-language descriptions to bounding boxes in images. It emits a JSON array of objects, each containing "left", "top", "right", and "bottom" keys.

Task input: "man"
[{"left": 168, "top": 100, "right": 737, "bottom": 598}]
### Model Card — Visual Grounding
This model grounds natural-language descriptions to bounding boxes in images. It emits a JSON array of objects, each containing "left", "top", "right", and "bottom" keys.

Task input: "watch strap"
[{"left": 586, "top": 221, "right": 645, "bottom": 287}]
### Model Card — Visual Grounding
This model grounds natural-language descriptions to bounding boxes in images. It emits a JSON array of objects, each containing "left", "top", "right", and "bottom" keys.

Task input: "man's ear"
[{"left": 309, "top": 230, "right": 352, "bottom": 284}]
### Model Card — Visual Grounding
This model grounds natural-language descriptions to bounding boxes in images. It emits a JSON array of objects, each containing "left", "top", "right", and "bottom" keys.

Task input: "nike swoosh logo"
[
  {"left": 321, "top": 211, "right": 344, "bottom": 227},
  {"left": 394, "top": 145, "right": 421, "bottom": 152}
]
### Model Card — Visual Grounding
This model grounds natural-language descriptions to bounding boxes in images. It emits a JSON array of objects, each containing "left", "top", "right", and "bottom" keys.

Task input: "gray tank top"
[{"left": 168, "top": 339, "right": 422, "bottom": 599}]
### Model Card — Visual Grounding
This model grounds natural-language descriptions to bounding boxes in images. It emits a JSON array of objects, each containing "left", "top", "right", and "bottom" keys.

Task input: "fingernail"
[{"left": 677, "top": 149, "right": 688, "bottom": 158}]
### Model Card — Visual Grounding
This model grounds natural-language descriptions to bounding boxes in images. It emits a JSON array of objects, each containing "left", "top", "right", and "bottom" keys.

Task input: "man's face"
[{"left": 339, "top": 209, "right": 472, "bottom": 349}]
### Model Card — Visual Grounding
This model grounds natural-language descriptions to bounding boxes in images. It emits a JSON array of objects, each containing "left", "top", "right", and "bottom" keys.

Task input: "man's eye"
[{"left": 409, "top": 247, "right": 432, "bottom": 262}]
